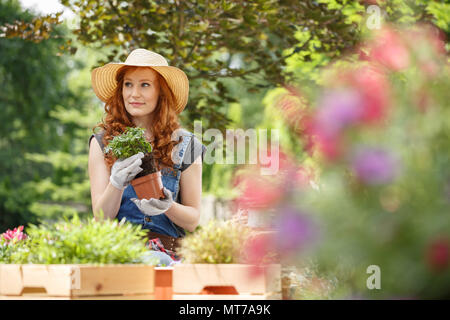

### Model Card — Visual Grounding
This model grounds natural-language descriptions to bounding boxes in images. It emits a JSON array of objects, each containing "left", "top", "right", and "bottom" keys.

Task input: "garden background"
[{"left": 0, "top": 0, "right": 449, "bottom": 299}]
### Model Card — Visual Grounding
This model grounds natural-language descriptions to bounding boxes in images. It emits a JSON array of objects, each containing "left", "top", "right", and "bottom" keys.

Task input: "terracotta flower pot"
[{"left": 131, "top": 171, "right": 165, "bottom": 200}]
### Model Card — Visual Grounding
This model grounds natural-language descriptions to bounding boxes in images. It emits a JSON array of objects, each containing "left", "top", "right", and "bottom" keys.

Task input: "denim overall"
[
  {"left": 90, "top": 129, "right": 195, "bottom": 237},
  {"left": 116, "top": 130, "right": 195, "bottom": 238}
]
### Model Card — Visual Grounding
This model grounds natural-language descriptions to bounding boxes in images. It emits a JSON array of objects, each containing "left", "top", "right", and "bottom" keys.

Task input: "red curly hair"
[{"left": 94, "top": 66, "right": 182, "bottom": 170}]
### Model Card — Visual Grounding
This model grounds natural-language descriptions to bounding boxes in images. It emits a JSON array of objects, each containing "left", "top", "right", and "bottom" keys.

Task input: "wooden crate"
[
  {"left": 172, "top": 264, "right": 281, "bottom": 300},
  {"left": 0, "top": 264, "right": 154, "bottom": 300}
]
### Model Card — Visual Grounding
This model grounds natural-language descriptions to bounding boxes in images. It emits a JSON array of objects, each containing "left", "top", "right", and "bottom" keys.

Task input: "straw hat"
[{"left": 91, "top": 49, "right": 189, "bottom": 114}]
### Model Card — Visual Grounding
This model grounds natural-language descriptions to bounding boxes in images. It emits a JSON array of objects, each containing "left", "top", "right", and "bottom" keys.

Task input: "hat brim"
[{"left": 91, "top": 62, "right": 189, "bottom": 114}]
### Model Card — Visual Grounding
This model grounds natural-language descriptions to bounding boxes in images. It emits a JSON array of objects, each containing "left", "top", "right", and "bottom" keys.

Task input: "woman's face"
[{"left": 122, "top": 67, "right": 160, "bottom": 122}]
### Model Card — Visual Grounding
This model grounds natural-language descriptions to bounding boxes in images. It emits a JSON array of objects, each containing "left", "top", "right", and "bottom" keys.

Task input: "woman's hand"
[
  {"left": 131, "top": 187, "right": 174, "bottom": 216},
  {"left": 109, "top": 152, "right": 144, "bottom": 190}
]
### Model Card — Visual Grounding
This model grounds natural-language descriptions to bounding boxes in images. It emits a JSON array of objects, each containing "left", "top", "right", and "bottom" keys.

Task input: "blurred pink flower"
[
  {"left": 233, "top": 150, "right": 300, "bottom": 210},
  {"left": 1, "top": 226, "right": 27, "bottom": 244},
  {"left": 243, "top": 231, "right": 280, "bottom": 278},
  {"left": 316, "top": 89, "right": 364, "bottom": 135},
  {"left": 350, "top": 67, "right": 390, "bottom": 124},
  {"left": 244, "top": 232, "right": 276, "bottom": 264},
  {"left": 308, "top": 66, "right": 390, "bottom": 161},
  {"left": 352, "top": 147, "right": 399, "bottom": 185},
  {"left": 234, "top": 170, "right": 285, "bottom": 210},
  {"left": 314, "top": 133, "right": 343, "bottom": 161},
  {"left": 274, "top": 206, "right": 318, "bottom": 255},
  {"left": 404, "top": 24, "right": 447, "bottom": 78},
  {"left": 426, "top": 237, "right": 450, "bottom": 272},
  {"left": 307, "top": 89, "right": 364, "bottom": 161},
  {"left": 369, "top": 27, "right": 410, "bottom": 71}
]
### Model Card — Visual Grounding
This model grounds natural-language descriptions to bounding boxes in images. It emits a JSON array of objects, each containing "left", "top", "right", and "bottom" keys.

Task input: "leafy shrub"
[
  {"left": 7, "top": 214, "right": 156, "bottom": 265},
  {"left": 178, "top": 219, "right": 251, "bottom": 264}
]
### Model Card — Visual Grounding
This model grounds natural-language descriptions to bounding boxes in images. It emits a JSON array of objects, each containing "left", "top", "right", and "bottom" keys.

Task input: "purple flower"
[
  {"left": 275, "top": 206, "right": 318, "bottom": 254},
  {"left": 352, "top": 147, "right": 399, "bottom": 185},
  {"left": 316, "top": 89, "right": 363, "bottom": 135}
]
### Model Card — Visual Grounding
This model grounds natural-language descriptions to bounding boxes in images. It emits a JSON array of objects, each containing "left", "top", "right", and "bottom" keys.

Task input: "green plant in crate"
[
  {"left": 179, "top": 219, "right": 252, "bottom": 264},
  {"left": 9, "top": 213, "right": 157, "bottom": 265}
]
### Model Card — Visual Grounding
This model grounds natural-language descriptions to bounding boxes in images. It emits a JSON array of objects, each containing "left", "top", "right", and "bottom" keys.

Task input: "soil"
[{"left": 135, "top": 153, "right": 159, "bottom": 178}]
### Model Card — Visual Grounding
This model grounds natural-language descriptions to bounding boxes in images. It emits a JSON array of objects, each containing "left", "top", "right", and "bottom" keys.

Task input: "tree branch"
[{"left": 189, "top": 37, "right": 312, "bottom": 81}]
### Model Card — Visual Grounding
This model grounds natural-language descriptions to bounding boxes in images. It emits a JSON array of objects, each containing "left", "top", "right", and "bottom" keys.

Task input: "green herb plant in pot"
[{"left": 105, "top": 127, "right": 165, "bottom": 200}]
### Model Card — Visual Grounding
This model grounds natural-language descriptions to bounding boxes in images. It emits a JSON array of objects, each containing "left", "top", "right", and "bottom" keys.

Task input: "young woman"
[{"left": 88, "top": 49, "right": 205, "bottom": 264}]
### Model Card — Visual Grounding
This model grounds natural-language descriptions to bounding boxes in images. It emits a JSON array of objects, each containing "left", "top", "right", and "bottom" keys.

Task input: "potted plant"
[
  {"left": 0, "top": 214, "right": 159, "bottom": 299},
  {"left": 173, "top": 219, "right": 282, "bottom": 299},
  {"left": 105, "top": 127, "right": 165, "bottom": 200}
]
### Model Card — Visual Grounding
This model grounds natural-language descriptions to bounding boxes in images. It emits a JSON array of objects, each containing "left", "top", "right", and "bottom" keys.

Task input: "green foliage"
[
  {"left": 0, "top": 240, "right": 27, "bottom": 264},
  {"left": 425, "top": 1, "right": 450, "bottom": 33},
  {"left": 0, "top": 0, "right": 97, "bottom": 230},
  {"left": 384, "top": 0, "right": 449, "bottom": 35},
  {"left": 104, "top": 127, "right": 152, "bottom": 159},
  {"left": 202, "top": 163, "right": 238, "bottom": 200},
  {"left": 8, "top": 214, "right": 154, "bottom": 265},
  {"left": 49, "top": 0, "right": 368, "bottom": 131},
  {"left": 179, "top": 219, "right": 251, "bottom": 264}
]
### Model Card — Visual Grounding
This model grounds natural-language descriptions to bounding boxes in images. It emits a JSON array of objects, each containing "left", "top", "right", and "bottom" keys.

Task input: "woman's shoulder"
[
  {"left": 175, "top": 130, "right": 206, "bottom": 171},
  {"left": 172, "top": 128, "right": 205, "bottom": 148},
  {"left": 89, "top": 130, "right": 106, "bottom": 152},
  {"left": 171, "top": 127, "right": 193, "bottom": 140}
]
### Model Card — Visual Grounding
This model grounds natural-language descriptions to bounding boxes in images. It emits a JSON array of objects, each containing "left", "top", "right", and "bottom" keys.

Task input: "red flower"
[
  {"left": 314, "top": 133, "right": 343, "bottom": 162},
  {"left": 235, "top": 173, "right": 284, "bottom": 210},
  {"left": 308, "top": 66, "right": 390, "bottom": 162},
  {"left": 426, "top": 237, "right": 450, "bottom": 272},
  {"left": 350, "top": 66, "right": 390, "bottom": 124},
  {"left": 242, "top": 231, "right": 279, "bottom": 278},
  {"left": 243, "top": 233, "right": 274, "bottom": 265},
  {"left": 233, "top": 150, "right": 300, "bottom": 210},
  {"left": 369, "top": 27, "right": 411, "bottom": 71},
  {"left": 1, "top": 226, "right": 27, "bottom": 244}
]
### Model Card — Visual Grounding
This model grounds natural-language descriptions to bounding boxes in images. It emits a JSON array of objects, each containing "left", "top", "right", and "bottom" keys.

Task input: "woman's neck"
[{"left": 132, "top": 117, "right": 154, "bottom": 142}]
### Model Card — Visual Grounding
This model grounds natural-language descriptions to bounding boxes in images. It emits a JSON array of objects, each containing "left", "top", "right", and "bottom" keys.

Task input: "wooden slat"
[
  {"left": 0, "top": 294, "right": 155, "bottom": 300},
  {"left": 0, "top": 264, "right": 154, "bottom": 298},
  {"left": 172, "top": 293, "right": 281, "bottom": 300},
  {"left": 173, "top": 264, "right": 281, "bottom": 296},
  {"left": 0, "top": 265, "right": 23, "bottom": 295}
]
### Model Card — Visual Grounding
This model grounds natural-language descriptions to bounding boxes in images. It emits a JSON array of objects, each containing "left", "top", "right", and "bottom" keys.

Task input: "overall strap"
[{"left": 172, "top": 130, "right": 195, "bottom": 171}]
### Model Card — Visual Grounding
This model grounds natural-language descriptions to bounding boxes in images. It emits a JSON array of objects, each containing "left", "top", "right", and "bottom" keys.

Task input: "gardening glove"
[
  {"left": 110, "top": 152, "right": 144, "bottom": 190},
  {"left": 130, "top": 187, "right": 174, "bottom": 216}
]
